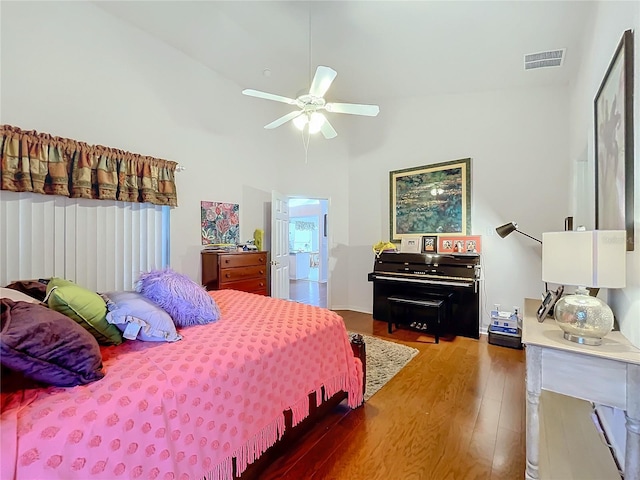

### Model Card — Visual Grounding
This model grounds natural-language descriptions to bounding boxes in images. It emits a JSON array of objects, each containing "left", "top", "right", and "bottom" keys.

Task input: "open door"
[{"left": 271, "top": 191, "right": 290, "bottom": 300}]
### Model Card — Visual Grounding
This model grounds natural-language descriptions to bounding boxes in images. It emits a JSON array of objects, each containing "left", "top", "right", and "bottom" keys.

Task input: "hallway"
[
  {"left": 289, "top": 279, "right": 327, "bottom": 308},
  {"left": 288, "top": 197, "right": 328, "bottom": 308}
]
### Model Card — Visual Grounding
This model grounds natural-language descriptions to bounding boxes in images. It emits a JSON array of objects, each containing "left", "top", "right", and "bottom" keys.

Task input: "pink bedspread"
[{"left": 1, "top": 290, "right": 363, "bottom": 480}]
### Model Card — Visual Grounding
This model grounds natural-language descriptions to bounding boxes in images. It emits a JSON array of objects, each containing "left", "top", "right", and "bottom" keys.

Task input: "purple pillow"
[
  {"left": 136, "top": 269, "right": 220, "bottom": 327},
  {"left": 0, "top": 299, "right": 104, "bottom": 387}
]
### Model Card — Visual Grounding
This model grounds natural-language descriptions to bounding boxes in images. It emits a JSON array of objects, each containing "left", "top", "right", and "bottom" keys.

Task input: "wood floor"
[
  {"left": 290, "top": 279, "right": 327, "bottom": 308},
  {"left": 259, "top": 310, "right": 526, "bottom": 480}
]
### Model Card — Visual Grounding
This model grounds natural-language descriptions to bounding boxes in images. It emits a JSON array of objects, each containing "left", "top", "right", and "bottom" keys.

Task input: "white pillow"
[
  {"left": 101, "top": 291, "right": 182, "bottom": 342},
  {"left": 0, "top": 287, "right": 40, "bottom": 303}
]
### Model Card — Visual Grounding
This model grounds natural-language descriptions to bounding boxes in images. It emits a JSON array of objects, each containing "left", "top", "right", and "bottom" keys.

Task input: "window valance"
[{"left": 0, "top": 125, "right": 178, "bottom": 207}]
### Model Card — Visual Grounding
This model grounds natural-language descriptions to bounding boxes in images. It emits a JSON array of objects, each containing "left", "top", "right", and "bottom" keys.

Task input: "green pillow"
[{"left": 46, "top": 278, "right": 123, "bottom": 345}]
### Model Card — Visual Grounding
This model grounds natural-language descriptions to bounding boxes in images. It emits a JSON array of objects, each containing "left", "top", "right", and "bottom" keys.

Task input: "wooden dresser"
[{"left": 201, "top": 251, "right": 269, "bottom": 295}]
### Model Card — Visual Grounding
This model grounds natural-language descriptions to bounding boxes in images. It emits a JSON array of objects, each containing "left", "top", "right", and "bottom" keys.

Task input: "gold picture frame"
[{"left": 390, "top": 158, "right": 471, "bottom": 242}]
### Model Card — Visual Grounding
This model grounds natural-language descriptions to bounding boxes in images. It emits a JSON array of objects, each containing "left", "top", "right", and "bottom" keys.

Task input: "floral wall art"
[{"left": 201, "top": 201, "right": 239, "bottom": 245}]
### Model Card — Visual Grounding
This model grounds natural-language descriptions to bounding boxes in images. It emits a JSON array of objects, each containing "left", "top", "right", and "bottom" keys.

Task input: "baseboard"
[{"left": 330, "top": 305, "right": 372, "bottom": 314}]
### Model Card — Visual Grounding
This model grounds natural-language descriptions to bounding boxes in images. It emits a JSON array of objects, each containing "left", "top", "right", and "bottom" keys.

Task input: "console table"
[{"left": 522, "top": 298, "right": 640, "bottom": 480}]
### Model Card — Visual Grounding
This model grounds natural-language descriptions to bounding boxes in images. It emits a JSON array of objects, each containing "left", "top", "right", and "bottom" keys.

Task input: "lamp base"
[
  {"left": 553, "top": 287, "right": 614, "bottom": 347},
  {"left": 562, "top": 332, "right": 602, "bottom": 346}
]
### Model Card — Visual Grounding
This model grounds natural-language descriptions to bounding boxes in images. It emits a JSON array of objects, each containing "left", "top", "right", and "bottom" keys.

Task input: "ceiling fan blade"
[
  {"left": 325, "top": 102, "right": 380, "bottom": 116},
  {"left": 319, "top": 117, "right": 338, "bottom": 139},
  {"left": 242, "top": 89, "right": 297, "bottom": 105},
  {"left": 309, "top": 66, "right": 337, "bottom": 98},
  {"left": 264, "top": 110, "right": 303, "bottom": 129}
]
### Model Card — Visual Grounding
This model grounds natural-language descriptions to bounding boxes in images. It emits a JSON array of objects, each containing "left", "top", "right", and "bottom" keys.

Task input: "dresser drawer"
[
  {"left": 220, "top": 265, "right": 267, "bottom": 283},
  {"left": 219, "top": 253, "right": 267, "bottom": 268},
  {"left": 202, "top": 251, "right": 269, "bottom": 294},
  {"left": 220, "top": 278, "right": 268, "bottom": 294}
]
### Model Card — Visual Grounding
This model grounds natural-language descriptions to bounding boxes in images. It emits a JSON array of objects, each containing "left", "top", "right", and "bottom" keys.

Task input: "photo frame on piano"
[
  {"left": 438, "top": 235, "right": 482, "bottom": 254},
  {"left": 400, "top": 236, "right": 422, "bottom": 253},
  {"left": 422, "top": 235, "right": 437, "bottom": 253}
]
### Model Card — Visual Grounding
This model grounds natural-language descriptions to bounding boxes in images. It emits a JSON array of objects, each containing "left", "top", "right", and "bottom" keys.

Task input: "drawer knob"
[
  {"left": 259, "top": 270, "right": 264, "bottom": 275},
  {"left": 225, "top": 273, "right": 231, "bottom": 278}
]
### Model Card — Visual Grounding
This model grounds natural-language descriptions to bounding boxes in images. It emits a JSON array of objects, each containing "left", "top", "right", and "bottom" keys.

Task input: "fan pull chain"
[{"left": 301, "top": 128, "right": 310, "bottom": 163}]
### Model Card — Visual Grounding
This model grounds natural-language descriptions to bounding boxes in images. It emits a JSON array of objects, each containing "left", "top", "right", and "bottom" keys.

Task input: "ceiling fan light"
[
  {"left": 308, "top": 112, "right": 326, "bottom": 134},
  {"left": 292, "top": 114, "right": 308, "bottom": 131}
]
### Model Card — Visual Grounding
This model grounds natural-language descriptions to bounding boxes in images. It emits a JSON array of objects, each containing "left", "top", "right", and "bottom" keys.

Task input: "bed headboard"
[{"left": 0, "top": 191, "right": 169, "bottom": 291}]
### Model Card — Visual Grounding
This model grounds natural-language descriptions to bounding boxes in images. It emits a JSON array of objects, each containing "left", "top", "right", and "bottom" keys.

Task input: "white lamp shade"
[{"left": 542, "top": 230, "right": 626, "bottom": 288}]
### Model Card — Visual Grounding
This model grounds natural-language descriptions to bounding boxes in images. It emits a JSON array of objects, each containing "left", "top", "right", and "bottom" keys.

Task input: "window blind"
[{"left": 1, "top": 191, "right": 170, "bottom": 292}]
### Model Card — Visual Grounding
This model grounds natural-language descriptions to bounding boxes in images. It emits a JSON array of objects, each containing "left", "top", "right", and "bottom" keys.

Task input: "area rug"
[{"left": 351, "top": 333, "right": 419, "bottom": 401}]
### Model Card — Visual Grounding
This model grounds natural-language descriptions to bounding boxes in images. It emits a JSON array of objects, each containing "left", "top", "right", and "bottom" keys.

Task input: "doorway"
[{"left": 288, "top": 197, "right": 328, "bottom": 308}]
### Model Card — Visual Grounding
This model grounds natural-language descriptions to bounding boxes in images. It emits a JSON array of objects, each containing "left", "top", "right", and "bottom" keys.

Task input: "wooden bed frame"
[{"left": 237, "top": 337, "right": 366, "bottom": 479}]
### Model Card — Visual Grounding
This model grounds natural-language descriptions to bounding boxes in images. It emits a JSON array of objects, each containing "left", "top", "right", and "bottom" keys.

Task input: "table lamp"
[{"left": 542, "top": 230, "right": 626, "bottom": 345}]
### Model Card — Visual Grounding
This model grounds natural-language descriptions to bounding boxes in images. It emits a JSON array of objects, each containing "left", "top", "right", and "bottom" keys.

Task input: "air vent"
[{"left": 524, "top": 49, "right": 565, "bottom": 70}]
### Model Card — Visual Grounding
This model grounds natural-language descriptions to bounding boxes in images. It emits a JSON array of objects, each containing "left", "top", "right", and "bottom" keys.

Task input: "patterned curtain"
[{"left": 0, "top": 125, "right": 178, "bottom": 207}]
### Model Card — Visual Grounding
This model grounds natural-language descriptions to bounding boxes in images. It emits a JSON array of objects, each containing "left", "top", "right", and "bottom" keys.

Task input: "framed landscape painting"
[
  {"left": 594, "top": 29, "right": 634, "bottom": 251},
  {"left": 390, "top": 158, "right": 471, "bottom": 242}
]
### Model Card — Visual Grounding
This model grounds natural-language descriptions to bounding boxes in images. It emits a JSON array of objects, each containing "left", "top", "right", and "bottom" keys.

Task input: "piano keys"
[{"left": 368, "top": 252, "right": 481, "bottom": 339}]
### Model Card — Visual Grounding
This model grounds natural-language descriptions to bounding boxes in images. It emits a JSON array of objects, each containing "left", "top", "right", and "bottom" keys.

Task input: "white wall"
[
  {"left": 2, "top": 1, "right": 637, "bottom": 344},
  {"left": 568, "top": 2, "right": 639, "bottom": 468},
  {"left": 347, "top": 87, "right": 571, "bottom": 332},
  {"left": 0, "top": 1, "right": 351, "bottom": 304},
  {"left": 569, "top": 0, "right": 640, "bottom": 348}
]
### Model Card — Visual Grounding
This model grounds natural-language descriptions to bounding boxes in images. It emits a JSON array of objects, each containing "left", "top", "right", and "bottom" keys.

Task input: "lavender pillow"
[
  {"left": 136, "top": 269, "right": 220, "bottom": 327},
  {"left": 101, "top": 291, "right": 182, "bottom": 342}
]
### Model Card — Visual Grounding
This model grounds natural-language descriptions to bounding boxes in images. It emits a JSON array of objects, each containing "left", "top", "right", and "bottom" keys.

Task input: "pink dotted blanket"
[{"left": 1, "top": 290, "right": 363, "bottom": 479}]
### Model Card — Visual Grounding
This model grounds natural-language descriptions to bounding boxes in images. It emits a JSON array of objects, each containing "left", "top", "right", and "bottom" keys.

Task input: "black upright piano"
[{"left": 368, "top": 252, "right": 481, "bottom": 339}]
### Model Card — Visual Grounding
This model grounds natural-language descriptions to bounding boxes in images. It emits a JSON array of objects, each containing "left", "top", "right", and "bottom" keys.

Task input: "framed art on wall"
[
  {"left": 201, "top": 201, "right": 240, "bottom": 245},
  {"left": 594, "top": 29, "right": 634, "bottom": 251},
  {"left": 389, "top": 158, "right": 471, "bottom": 242}
]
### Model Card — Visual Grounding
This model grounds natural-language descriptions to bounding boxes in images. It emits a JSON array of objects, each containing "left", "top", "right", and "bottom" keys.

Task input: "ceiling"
[
  {"left": 94, "top": 1, "right": 595, "bottom": 104},
  {"left": 91, "top": 0, "right": 598, "bottom": 148}
]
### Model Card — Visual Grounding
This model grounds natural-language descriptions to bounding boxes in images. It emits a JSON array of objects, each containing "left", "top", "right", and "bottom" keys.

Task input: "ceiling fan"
[{"left": 242, "top": 65, "right": 379, "bottom": 139}]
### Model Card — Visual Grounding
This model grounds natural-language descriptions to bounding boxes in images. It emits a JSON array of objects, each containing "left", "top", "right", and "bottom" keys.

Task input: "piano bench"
[{"left": 387, "top": 296, "right": 445, "bottom": 343}]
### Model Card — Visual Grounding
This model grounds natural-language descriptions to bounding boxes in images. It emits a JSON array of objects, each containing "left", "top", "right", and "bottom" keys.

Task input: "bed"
[{"left": 1, "top": 287, "right": 364, "bottom": 480}]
